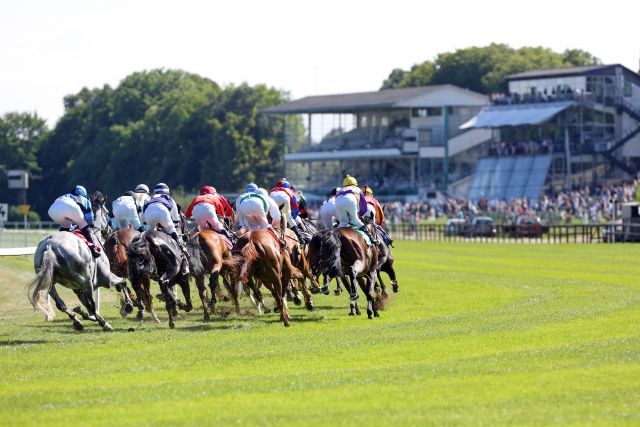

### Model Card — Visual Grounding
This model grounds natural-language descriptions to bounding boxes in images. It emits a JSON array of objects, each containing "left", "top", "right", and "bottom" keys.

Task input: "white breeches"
[
  {"left": 112, "top": 201, "right": 142, "bottom": 230},
  {"left": 48, "top": 197, "right": 88, "bottom": 229},
  {"left": 364, "top": 204, "right": 376, "bottom": 224},
  {"left": 237, "top": 198, "right": 269, "bottom": 231},
  {"left": 335, "top": 193, "right": 364, "bottom": 228},
  {"left": 144, "top": 204, "right": 176, "bottom": 234},
  {"left": 319, "top": 199, "right": 337, "bottom": 229},
  {"left": 270, "top": 191, "right": 295, "bottom": 230},
  {"left": 192, "top": 203, "right": 223, "bottom": 232}
]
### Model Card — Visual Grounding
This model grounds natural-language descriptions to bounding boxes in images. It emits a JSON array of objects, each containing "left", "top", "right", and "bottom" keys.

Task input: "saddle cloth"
[
  {"left": 343, "top": 224, "right": 371, "bottom": 246},
  {"left": 70, "top": 228, "right": 98, "bottom": 251}
]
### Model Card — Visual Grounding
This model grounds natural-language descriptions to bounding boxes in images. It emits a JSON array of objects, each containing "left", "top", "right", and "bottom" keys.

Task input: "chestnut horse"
[
  {"left": 308, "top": 227, "right": 379, "bottom": 318},
  {"left": 235, "top": 229, "right": 300, "bottom": 327},
  {"left": 103, "top": 228, "right": 139, "bottom": 318},
  {"left": 186, "top": 230, "right": 239, "bottom": 321},
  {"left": 283, "top": 228, "right": 316, "bottom": 310}
]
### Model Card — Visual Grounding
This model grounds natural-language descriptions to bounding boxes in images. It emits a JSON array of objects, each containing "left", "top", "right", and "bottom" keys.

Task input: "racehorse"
[
  {"left": 283, "top": 227, "right": 316, "bottom": 310},
  {"left": 186, "top": 230, "right": 239, "bottom": 321},
  {"left": 308, "top": 227, "right": 380, "bottom": 319},
  {"left": 89, "top": 191, "right": 112, "bottom": 242},
  {"left": 235, "top": 229, "right": 301, "bottom": 327},
  {"left": 372, "top": 231, "right": 399, "bottom": 309},
  {"left": 28, "top": 231, "right": 125, "bottom": 331},
  {"left": 127, "top": 230, "right": 192, "bottom": 328},
  {"left": 103, "top": 228, "right": 139, "bottom": 317}
]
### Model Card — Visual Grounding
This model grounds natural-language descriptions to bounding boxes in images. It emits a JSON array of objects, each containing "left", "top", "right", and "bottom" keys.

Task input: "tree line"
[{"left": 1, "top": 45, "right": 602, "bottom": 219}]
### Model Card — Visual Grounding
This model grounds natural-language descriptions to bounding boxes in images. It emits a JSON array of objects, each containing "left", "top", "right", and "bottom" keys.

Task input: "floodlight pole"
[{"left": 443, "top": 105, "right": 450, "bottom": 192}]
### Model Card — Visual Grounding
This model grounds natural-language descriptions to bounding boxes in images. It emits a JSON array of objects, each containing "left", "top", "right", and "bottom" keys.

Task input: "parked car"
[
  {"left": 467, "top": 216, "right": 497, "bottom": 237},
  {"left": 444, "top": 218, "right": 467, "bottom": 236},
  {"left": 504, "top": 215, "right": 549, "bottom": 237}
]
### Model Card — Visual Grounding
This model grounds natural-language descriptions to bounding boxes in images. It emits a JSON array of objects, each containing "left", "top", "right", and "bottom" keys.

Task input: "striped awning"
[{"left": 460, "top": 101, "right": 575, "bottom": 129}]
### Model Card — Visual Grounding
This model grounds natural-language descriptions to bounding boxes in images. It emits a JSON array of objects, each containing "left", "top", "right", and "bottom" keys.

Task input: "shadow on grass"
[{"left": 0, "top": 339, "right": 48, "bottom": 346}]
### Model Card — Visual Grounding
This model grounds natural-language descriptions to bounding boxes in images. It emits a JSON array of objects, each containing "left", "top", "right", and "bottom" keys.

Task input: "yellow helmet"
[
  {"left": 343, "top": 175, "right": 358, "bottom": 187},
  {"left": 362, "top": 185, "right": 373, "bottom": 196}
]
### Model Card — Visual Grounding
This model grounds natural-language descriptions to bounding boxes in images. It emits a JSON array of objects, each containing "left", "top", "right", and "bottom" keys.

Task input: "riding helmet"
[
  {"left": 199, "top": 186, "right": 216, "bottom": 195},
  {"left": 135, "top": 184, "right": 150, "bottom": 194},
  {"left": 277, "top": 178, "right": 292, "bottom": 189},
  {"left": 154, "top": 183, "right": 170, "bottom": 195},
  {"left": 342, "top": 175, "right": 358, "bottom": 187},
  {"left": 362, "top": 185, "right": 373, "bottom": 197},
  {"left": 72, "top": 185, "right": 88, "bottom": 198},
  {"left": 245, "top": 183, "right": 258, "bottom": 193}
]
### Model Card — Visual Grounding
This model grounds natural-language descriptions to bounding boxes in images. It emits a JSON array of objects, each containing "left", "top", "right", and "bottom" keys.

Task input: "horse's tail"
[
  {"left": 27, "top": 242, "right": 56, "bottom": 321},
  {"left": 113, "top": 233, "right": 128, "bottom": 277},
  {"left": 240, "top": 241, "right": 259, "bottom": 284},
  {"left": 186, "top": 234, "right": 205, "bottom": 277},
  {"left": 321, "top": 229, "right": 342, "bottom": 280},
  {"left": 282, "top": 249, "right": 304, "bottom": 281},
  {"left": 127, "top": 235, "right": 155, "bottom": 282}
]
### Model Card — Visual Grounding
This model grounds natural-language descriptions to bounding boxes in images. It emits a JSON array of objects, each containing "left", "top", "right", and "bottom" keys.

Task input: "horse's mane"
[{"left": 90, "top": 191, "right": 106, "bottom": 207}]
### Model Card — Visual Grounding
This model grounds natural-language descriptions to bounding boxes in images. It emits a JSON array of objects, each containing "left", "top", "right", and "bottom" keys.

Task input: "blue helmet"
[
  {"left": 277, "top": 177, "right": 292, "bottom": 189},
  {"left": 72, "top": 185, "right": 87, "bottom": 198},
  {"left": 245, "top": 183, "right": 258, "bottom": 193},
  {"left": 154, "top": 182, "right": 170, "bottom": 195}
]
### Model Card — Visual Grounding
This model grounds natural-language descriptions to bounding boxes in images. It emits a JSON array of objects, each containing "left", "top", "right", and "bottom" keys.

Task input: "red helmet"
[{"left": 199, "top": 186, "right": 216, "bottom": 195}]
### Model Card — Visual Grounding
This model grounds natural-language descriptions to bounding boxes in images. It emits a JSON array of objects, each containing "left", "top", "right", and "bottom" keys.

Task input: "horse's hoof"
[
  {"left": 136, "top": 311, "right": 144, "bottom": 321},
  {"left": 333, "top": 289, "right": 342, "bottom": 296},
  {"left": 368, "top": 315, "right": 373, "bottom": 320},
  {"left": 374, "top": 312, "right": 380, "bottom": 318},
  {"left": 348, "top": 293, "right": 359, "bottom": 301},
  {"left": 183, "top": 305, "right": 193, "bottom": 313},
  {"left": 321, "top": 286, "right": 330, "bottom": 295},
  {"left": 305, "top": 301, "right": 314, "bottom": 311},
  {"left": 310, "top": 287, "right": 319, "bottom": 295},
  {"left": 273, "top": 306, "right": 280, "bottom": 313},
  {"left": 374, "top": 285, "right": 381, "bottom": 293},
  {"left": 293, "top": 296, "right": 302, "bottom": 306},
  {"left": 124, "top": 303, "right": 134, "bottom": 314},
  {"left": 171, "top": 309, "right": 179, "bottom": 317},
  {"left": 392, "top": 283, "right": 399, "bottom": 293},
  {"left": 168, "top": 321, "right": 175, "bottom": 329},
  {"left": 349, "top": 312, "right": 356, "bottom": 316},
  {"left": 203, "top": 315, "right": 211, "bottom": 322},
  {"left": 73, "top": 321, "right": 84, "bottom": 331},
  {"left": 88, "top": 315, "right": 97, "bottom": 322},
  {"left": 102, "top": 323, "right": 114, "bottom": 332}
]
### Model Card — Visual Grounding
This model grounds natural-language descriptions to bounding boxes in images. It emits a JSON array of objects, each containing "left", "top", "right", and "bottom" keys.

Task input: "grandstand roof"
[
  {"left": 261, "top": 84, "right": 487, "bottom": 114},
  {"left": 506, "top": 64, "right": 640, "bottom": 84}
]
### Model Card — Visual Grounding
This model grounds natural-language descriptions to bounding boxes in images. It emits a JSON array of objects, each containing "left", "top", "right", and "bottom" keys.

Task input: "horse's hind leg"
[
  {"left": 159, "top": 280, "right": 177, "bottom": 328},
  {"left": 194, "top": 274, "right": 211, "bottom": 321},
  {"left": 50, "top": 285, "right": 84, "bottom": 331},
  {"left": 208, "top": 272, "right": 219, "bottom": 310},
  {"left": 118, "top": 282, "right": 135, "bottom": 317},
  {"left": 177, "top": 277, "right": 193, "bottom": 313},
  {"left": 77, "top": 288, "right": 113, "bottom": 332},
  {"left": 383, "top": 262, "right": 399, "bottom": 293},
  {"left": 222, "top": 274, "right": 240, "bottom": 314}
]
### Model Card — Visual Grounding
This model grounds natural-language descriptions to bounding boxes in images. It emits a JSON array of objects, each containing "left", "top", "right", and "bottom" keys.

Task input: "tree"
[{"left": 381, "top": 44, "right": 602, "bottom": 93}]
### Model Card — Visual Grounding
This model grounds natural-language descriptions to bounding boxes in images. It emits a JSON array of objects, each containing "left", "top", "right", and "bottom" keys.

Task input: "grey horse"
[{"left": 28, "top": 192, "right": 125, "bottom": 331}]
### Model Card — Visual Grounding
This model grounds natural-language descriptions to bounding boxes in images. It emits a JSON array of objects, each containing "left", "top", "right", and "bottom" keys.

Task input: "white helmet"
[
  {"left": 135, "top": 184, "right": 149, "bottom": 194},
  {"left": 154, "top": 183, "right": 170, "bottom": 195},
  {"left": 257, "top": 188, "right": 268, "bottom": 196}
]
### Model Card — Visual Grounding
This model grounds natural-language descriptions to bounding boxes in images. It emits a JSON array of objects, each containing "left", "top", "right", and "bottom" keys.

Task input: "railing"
[{"left": 387, "top": 223, "right": 640, "bottom": 244}]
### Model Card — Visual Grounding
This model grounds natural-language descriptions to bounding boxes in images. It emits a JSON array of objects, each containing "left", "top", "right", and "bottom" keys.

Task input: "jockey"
[
  {"left": 236, "top": 183, "right": 285, "bottom": 247},
  {"left": 48, "top": 185, "right": 101, "bottom": 257},
  {"left": 133, "top": 184, "right": 151, "bottom": 225},
  {"left": 362, "top": 185, "right": 393, "bottom": 246},
  {"left": 112, "top": 191, "right": 145, "bottom": 232},
  {"left": 269, "top": 178, "right": 307, "bottom": 242},
  {"left": 319, "top": 187, "right": 338, "bottom": 229},
  {"left": 184, "top": 185, "right": 235, "bottom": 241},
  {"left": 143, "top": 183, "right": 186, "bottom": 252},
  {"left": 296, "top": 190, "right": 309, "bottom": 219},
  {"left": 335, "top": 175, "right": 378, "bottom": 244}
]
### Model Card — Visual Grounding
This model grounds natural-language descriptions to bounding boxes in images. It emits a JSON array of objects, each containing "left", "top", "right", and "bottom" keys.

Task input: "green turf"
[{"left": 1, "top": 242, "right": 639, "bottom": 426}]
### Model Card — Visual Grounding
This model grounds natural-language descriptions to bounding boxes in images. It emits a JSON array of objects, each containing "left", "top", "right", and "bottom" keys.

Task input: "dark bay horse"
[
  {"left": 235, "top": 229, "right": 301, "bottom": 327},
  {"left": 103, "top": 228, "right": 139, "bottom": 318},
  {"left": 127, "top": 230, "right": 192, "bottom": 328},
  {"left": 373, "top": 230, "right": 399, "bottom": 309},
  {"left": 187, "top": 230, "right": 240, "bottom": 321},
  {"left": 308, "top": 227, "right": 379, "bottom": 319}
]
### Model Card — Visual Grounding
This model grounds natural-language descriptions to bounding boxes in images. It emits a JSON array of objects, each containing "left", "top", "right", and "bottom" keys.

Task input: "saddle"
[
  {"left": 345, "top": 224, "right": 372, "bottom": 246},
  {"left": 69, "top": 228, "right": 99, "bottom": 252},
  {"left": 265, "top": 228, "right": 287, "bottom": 252}
]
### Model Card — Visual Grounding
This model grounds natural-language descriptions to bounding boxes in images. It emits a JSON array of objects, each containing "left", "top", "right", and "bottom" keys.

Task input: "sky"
[{"left": 1, "top": 0, "right": 639, "bottom": 126}]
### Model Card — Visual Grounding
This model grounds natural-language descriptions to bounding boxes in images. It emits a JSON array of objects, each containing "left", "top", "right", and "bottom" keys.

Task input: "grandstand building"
[
  {"left": 262, "top": 64, "right": 640, "bottom": 200},
  {"left": 261, "top": 85, "right": 490, "bottom": 197}
]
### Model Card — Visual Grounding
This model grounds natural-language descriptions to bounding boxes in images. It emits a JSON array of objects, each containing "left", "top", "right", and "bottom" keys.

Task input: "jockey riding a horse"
[
  {"left": 236, "top": 183, "right": 286, "bottom": 248},
  {"left": 361, "top": 185, "right": 393, "bottom": 246},
  {"left": 133, "top": 184, "right": 151, "bottom": 225},
  {"left": 143, "top": 183, "right": 188, "bottom": 256},
  {"left": 47, "top": 185, "right": 102, "bottom": 258},
  {"left": 269, "top": 178, "right": 308, "bottom": 243},
  {"left": 334, "top": 175, "right": 379, "bottom": 244},
  {"left": 112, "top": 190, "right": 145, "bottom": 232},
  {"left": 185, "top": 185, "right": 235, "bottom": 241},
  {"left": 319, "top": 187, "right": 338, "bottom": 229}
]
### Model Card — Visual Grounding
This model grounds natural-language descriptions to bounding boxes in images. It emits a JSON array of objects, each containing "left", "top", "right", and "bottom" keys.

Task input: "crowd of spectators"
[
  {"left": 379, "top": 181, "right": 639, "bottom": 227},
  {"left": 489, "top": 139, "right": 552, "bottom": 156},
  {"left": 490, "top": 86, "right": 588, "bottom": 106}
]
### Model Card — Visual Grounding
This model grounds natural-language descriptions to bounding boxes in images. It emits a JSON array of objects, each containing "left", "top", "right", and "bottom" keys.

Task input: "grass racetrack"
[{"left": 1, "top": 241, "right": 639, "bottom": 426}]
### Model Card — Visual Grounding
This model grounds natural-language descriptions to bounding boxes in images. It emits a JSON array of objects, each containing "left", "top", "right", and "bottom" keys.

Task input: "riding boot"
[
  {"left": 81, "top": 225, "right": 102, "bottom": 258},
  {"left": 220, "top": 227, "right": 237, "bottom": 244},
  {"left": 293, "top": 224, "right": 308, "bottom": 243},
  {"left": 170, "top": 231, "right": 190, "bottom": 259},
  {"left": 359, "top": 225, "right": 379, "bottom": 245},
  {"left": 272, "top": 228, "right": 287, "bottom": 249}
]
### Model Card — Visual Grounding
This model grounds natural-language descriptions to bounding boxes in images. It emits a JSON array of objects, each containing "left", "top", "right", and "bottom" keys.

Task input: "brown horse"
[
  {"left": 235, "top": 229, "right": 300, "bottom": 327},
  {"left": 186, "top": 230, "right": 240, "bottom": 321},
  {"left": 283, "top": 228, "right": 316, "bottom": 310},
  {"left": 308, "top": 227, "right": 379, "bottom": 318},
  {"left": 103, "top": 228, "right": 139, "bottom": 318},
  {"left": 372, "top": 233, "right": 398, "bottom": 309}
]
